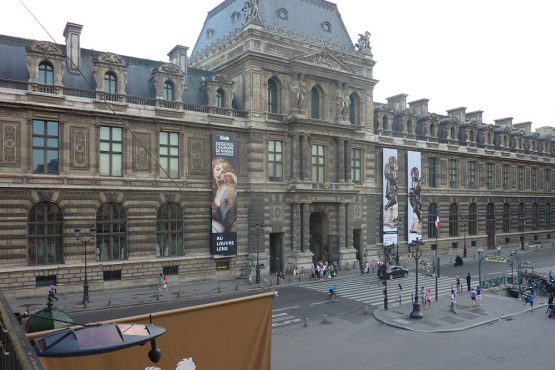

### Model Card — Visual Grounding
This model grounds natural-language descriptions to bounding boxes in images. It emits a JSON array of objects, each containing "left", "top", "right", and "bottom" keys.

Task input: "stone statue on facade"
[
  {"left": 337, "top": 83, "right": 350, "bottom": 121},
  {"left": 242, "top": 0, "right": 260, "bottom": 24},
  {"left": 289, "top": 73, "right": 307, "bottom": 112},
  {"left": 355, "top": 31, "right": 372, "bottom": 56}
]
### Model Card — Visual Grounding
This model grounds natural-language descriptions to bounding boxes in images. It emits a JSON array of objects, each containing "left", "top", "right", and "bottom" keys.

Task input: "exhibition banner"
[
  {"left": 407, "top": 151, "right": 422, "bottom": 243},
  {"left": 211, "top": 132, "right": 238, "bottom": 255},
  {"left": 383, "top": 148, "right": 399, "bottom": 247}
]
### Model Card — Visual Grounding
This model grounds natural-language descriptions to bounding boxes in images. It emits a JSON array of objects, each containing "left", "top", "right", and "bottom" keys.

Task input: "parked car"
[
  {"left": 418, "top": 258, "right": 432, "bottom": 275},
  {"left": 377, "top": 265, "right": 409, "bottom": 279}
]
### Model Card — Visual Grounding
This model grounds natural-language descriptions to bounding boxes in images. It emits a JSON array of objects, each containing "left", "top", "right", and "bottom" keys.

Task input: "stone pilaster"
[
  {"left": 301, "top": 133, "right": 310, "bottom": 180},
  {"left": 301, "top": 203, "right": 311, "bottom": 252},
  {"left": 291, "top": 132, "right": 300, "bottom": 180},
  {"left": 345, "top": 139, "right": 352, "bottom": 183},
  {"left": 338, "top": 202, "right": 346, "bottom": 251},
  {"left": 291, "top": 203, "right": 301, "bottom": 252},
  {"left": 346, "top": 203, "right": 353, "bottom": 249},
  {"left": 337, "top": 137, "right": 345, "bottom": 182}
]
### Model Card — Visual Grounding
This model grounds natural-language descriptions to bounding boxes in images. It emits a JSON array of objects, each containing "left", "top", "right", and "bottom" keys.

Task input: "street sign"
[{"left": 484, "top": 256, "right": 510, "bottom": 264}]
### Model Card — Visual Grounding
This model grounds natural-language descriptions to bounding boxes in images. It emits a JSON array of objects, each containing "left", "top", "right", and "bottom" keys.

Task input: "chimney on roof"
[
  {"left": 168, "top": 45, "right": 189, "bottom": 74},
  {"left": 514, "top": 121, "right": 532, "bottom": 134},
  {"left": 466, "top": 111, "right": 483, "bottom": 124},
  {"left": 387, "top": 94, "right": 407, "bottom": 113},
  {"left": 408, "top": 99, "right": 429, "bottom": 116},
  {"left": 63, "top": 22, "right": 83, "bottom": 72},
  {"left": 446, "top": 107, "right": 466, "bottom": 123}
]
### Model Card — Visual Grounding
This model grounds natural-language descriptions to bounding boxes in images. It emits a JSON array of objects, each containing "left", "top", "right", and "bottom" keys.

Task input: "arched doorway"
[{"left": 309, "top": 211, "right": 329, "bottom": 264}]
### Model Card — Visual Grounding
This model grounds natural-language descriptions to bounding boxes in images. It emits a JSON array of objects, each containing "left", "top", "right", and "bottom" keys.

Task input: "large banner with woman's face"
[
  {"left": 407, "top": 151, "right": 422, "bottom": 243},
  {"left": 383, "top": 148, "right": 399, "bottom": 247},
  {"left": 211, "top": 132, "right": 237, "bottom": 256}
]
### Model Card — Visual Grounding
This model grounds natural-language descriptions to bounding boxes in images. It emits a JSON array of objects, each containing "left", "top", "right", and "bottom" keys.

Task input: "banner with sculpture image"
[
  {"left": 407, "top": 151, "right": 422, "bottom": 243},
  {"left": 211, "top": 132, "right": 237, "bottom": 256},
  {"left": 382, "top": 148, "right": 399, "bottom": 249}
]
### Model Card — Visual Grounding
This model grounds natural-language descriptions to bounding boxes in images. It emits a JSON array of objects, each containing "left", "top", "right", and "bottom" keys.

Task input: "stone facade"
[{"left": 0, "top": 0, "right": 554, "bottom": 298}]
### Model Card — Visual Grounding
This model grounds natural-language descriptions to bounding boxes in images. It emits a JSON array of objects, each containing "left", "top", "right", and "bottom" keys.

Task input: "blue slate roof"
[
  {"left": 192, "top": 0, "right": 354, "bottom": 58},
  {"left": 0, "top": 34, "right": 208, "bottom": 105}
]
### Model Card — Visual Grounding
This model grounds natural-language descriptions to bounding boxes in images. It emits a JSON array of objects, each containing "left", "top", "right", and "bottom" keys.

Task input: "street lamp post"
[
  {"left": 520, "top": 219, "right": 525, "bottom": 251},
  {"left": 74, "top": 227, "right": 96, "bottom": 306},
  {"left": 478, "top": 248, "right": 484, "bottom": 288},
  {"left": 409, "top": 238, "right": 424, "bottom": 319},
  {"left": 382, "top": 244, "right": 389, "bottom": 311},
  {"left": 395, "top": 242, "right": 400, "bottom": 266},
  {"left": 252, "top": 221, "right": 264, "bottom": 284},
  {"left": 461, "top": 215, "right": 468, "bottom": 258}
]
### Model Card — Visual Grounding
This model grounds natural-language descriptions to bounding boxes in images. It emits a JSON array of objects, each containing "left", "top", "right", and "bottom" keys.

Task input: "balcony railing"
[
  {"left": 37, "top": 84, "right": 54, "bottom": 94},
  {"left": 0, "top": 79, "right": 27, "bottom": 91},
  {"left": 266, "top": 112, "right": 285, "bottom": 122},
  {"left": 63, "top": 87, "right": 96, "bottom": 99}
]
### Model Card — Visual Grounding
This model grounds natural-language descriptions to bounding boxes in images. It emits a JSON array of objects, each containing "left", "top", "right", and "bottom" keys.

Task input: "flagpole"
[{"left": 434, "top": 215, "right": 440, "bottom": 302}]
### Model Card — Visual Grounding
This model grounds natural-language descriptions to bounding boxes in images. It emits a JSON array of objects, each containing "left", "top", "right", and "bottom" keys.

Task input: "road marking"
[
  {"left": 273, "top": 305, "right": 299, "bottom": 312},
  {"left": 310, "top": 301, "right": 329, "bottom": 306}
]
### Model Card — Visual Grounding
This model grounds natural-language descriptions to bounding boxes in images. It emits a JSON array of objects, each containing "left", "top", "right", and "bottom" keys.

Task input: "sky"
[{"left": 2, "top": 0, "right": 554, "bottom": 130}]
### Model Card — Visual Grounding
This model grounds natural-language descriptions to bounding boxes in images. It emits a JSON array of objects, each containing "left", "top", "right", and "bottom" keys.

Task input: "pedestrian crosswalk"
[
  {"left": 300, "top": 274, "right": 460, "bottom": 307},
  {"left": 272, "top": 312, "right": 302, "bottom": 328}
]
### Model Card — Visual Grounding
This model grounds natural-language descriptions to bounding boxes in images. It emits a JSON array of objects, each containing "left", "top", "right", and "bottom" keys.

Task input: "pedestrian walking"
[
  {"left": 397, "top": 284, "right": 402, "bottom": 305},
  {"left": 49, "top": 283, "right": 58, "bottom": 300},
  {"left": 546, "top": 292, "right": 554, "bottom": 317},
  {"left": 455, "top": 276, "right": 461, "bottom": 293},
  {"left": 526, "top": 290, "right": 535, "bottom": 311},
  {"left": 470, "top": 288, "right": 477, "bottom": 307},
  {"left": 450, "top": 289, "right": 457, "bottom": 313},
  {"left": 420, "top": 286, "right": 426, "bottom": 306},
  {"left": 425, "top": 289, "right": 432, "bottom": 309},
  {"left": 466, "top": 273, "right": 471, "bottom": 292},
  {"left": 476, "top": 286, "right": 481, "bottom": 307},
  {"left": 158, "top": 273, "right": 167, "bottom": 291}
]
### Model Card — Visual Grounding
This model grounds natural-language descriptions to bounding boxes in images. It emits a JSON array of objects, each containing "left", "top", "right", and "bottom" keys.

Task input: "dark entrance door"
[
  {"left": 269, "top": 233, "right": 283, "bottom": 274},
  {"left": 486, "top": 203, "right": 496, "bottom": 249},
  {"left": 353, "top": 229, "right": 361, "bottom": 262},
  {"left": 309, "top": 211, "right": 329, "bottom": 264}
]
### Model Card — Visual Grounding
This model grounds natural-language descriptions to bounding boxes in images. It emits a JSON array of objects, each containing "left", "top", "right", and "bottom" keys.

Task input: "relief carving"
[
  {"left": 133, "top": 133, "right": 151, "bottom": 171},
  {"left": 71, "top": 127, "right": 88, "bottom": 168},
  {"left": 1, "top": 122, "right": 19, "bottom": 165},
  {"left": 37, "top": 190, "right": 53, "bottom": 202},
  {"left": 188, "top": 137, "right": 205, "bottom": 175}
]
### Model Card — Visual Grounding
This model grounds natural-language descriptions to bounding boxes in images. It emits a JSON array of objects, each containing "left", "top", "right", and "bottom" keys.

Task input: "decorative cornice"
[{"left": 26, "top": 41, "right": 64, "bottom": 57}]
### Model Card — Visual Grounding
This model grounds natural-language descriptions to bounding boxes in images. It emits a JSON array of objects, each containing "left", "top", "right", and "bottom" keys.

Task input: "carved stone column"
[
  {"left": 301, "top": 133, "right": 310, "bottom": 181},
  {"left": 345, "top": 203, "right": 353, "bottom": 249},
  {"left": 291, "top": 132, "right": 300, "bottom": 180},
  {"left": 291, "top": 203, "right": 301, "bottom": 252},
  {"left": 338, "top": 203, "right": 346, "bottom": 251},
  {"left": 336, "top": 137, "right": 345, "bottom": 182},
  {"left": 301, "top": 203, "right": 311, "bottom": 252},
  {"left": 345, "top": 139, "right": 352, "bottom": 183}
]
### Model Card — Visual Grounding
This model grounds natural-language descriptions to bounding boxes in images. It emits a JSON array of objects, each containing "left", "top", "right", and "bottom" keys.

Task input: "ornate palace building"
[{"left": 0, "top": 0, "right": 553, "bottom": 296}]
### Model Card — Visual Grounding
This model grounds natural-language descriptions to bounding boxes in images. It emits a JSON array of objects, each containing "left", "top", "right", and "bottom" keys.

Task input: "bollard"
[
  {"left": 108, "top": 296, "right": 111, "bottom": 306},
  {"left": 83, "top": 301, "right": 87, "bottom": 309},
  {"left": 218, "top": 284, "right": 221, "bottom": 293},
  {"left": 322, "top": 313, "right": 327, "bottom": 323},
  {"left": 177, "top": 290, "right": 181, "bottom": 298},
  {"left": 363, "top": 304, "right": 369, "bottom": 315},
  {"left": 304, "top": 316, "right": 309, "bottom": 327},
  {"left": 235, "top": 282, "right": 239, "bottom": 291},
  {"left": 156, "top": 291, "right": 160, "bottom": 301}
]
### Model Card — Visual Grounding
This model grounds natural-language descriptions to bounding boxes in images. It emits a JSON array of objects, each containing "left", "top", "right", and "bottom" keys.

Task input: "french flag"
[{"left": 434, "top": 216, "right": 442, "bottom": 230}]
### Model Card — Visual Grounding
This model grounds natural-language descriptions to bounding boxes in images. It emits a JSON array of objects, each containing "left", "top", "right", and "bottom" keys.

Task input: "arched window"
[
  {"left": 156, "top": 203, "right": 184, "bottom": 257},
  {"left": 469, "top": 203, "right": 477, "bottom": 235},
  {"left": 383, "top": 116, "right": 389, "bottom": 131},
  {"left": 96, "top": 203, "right": 127, "bottom": 261},
  {"left": 533, "top": 202, "right": 539, "bottom": 230},
  {"left": 469, "top": 129, "right": 474, "bottom": 142},
  {"left": 28, "top": 202, "right": 63, "bottom": 264},
  {"left": 163, "top": 81, "right": 174, "bottom": 101},
  {"left": 216, "top": 89, "right": 225, "bottom": 108},
  {"left": 349, "top": 94, "right": 356, "bottom": 124},
  {"left": 267, "top": 79, "right": 278, "bottom": 113},
  {"left": 311, "top": 87, "right": 320, "bottom": 119},
  {"left": 104, "top": 72, "right": 117, "bottom": 94},
  {"left": 407, "top": 120, "right": 413, "bottom": 134},
  {"left": 450, "top": 127, "right": 456, "bottom": 140},
  {"left": 429, "top": 124, "right": 436, "bottom": 137},
  {"left": 38, "top": 62, "right": 54, "bottom": 85},
  {"left": 428, "top": 203, "right": 438, "bottom": 238},
  {"left": 503, "top": 135, "right": 507, "bottom": 147},
  {"left": 449, "top": 203, "right": 459, "bottom": 237},
  {"left": 518, "top": 138, "right": 522, "bottom": 149},
  {"left": 487, "top": 132, "right": 492, "bottom": 145}
]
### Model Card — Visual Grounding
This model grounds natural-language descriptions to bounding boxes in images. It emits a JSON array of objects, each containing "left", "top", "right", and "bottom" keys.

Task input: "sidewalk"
[{"left": 373, "top": 291, "right": 548, "bottom": 332}]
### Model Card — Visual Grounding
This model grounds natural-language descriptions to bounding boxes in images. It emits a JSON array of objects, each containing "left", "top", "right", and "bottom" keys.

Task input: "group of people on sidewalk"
[
  {"left": 395, "top": 284, "right": 432, "bottom": 309},
  {"left": 311, "top": 261, "right": 338, "bottom": 280}
]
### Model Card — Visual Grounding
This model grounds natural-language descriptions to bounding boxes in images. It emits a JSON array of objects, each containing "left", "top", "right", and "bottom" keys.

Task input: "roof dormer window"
[{"left": 38, "top": 62, "right": 54, "bottom": 85}]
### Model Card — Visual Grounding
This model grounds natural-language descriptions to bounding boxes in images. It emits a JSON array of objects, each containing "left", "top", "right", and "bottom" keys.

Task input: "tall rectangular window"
[
  {"left": 449, "top": 159, "right": 457, "bottom": 188},
  {"left": 428, "top": 157, "right": 437, "bottom": 188},
  {"left": 312, "top": 144, "right": 325, "bottom": 183},
  {"left": 545, "top": 169, "right": 551, "bottom": 192},
  {"left": 468, "top": 161, "right": 476, "bottom": 187},
  {"left": 159, "top": 131, "right": 179, "bottom": 179},
  {"left": 351, "top": 148, "right": 362, "bottom": 184},
  {"left": 502, "top": 203, "right": 510, "bottom": 233},
  {"left": 502, "top": 164, "right": 509, "bottom": 190},
  {"left": 486, "top": 163, "right": 494, "bottom": 190},
  {"left": 32, "top": 119, "right": 59, "bottom": 174},
  {"left": 546, "top": 203, "right": 552, "bottom": 230},
  {"left": 99, "top": 126, "right": 123, "bottom": 176},
  {"left": 517, "top": 166, "right": 524, "bottom": 191},
  {"left": 268, "top": 140, "right": 283, "bottom": 181},
  {"left": 531, "top": 168, "right": 537, "bottom": 191}
]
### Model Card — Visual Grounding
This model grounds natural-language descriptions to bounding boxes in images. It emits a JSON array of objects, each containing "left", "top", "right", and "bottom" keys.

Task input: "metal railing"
[{"left": 0, "top": 292, "right": 44, "bottom": 370}]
